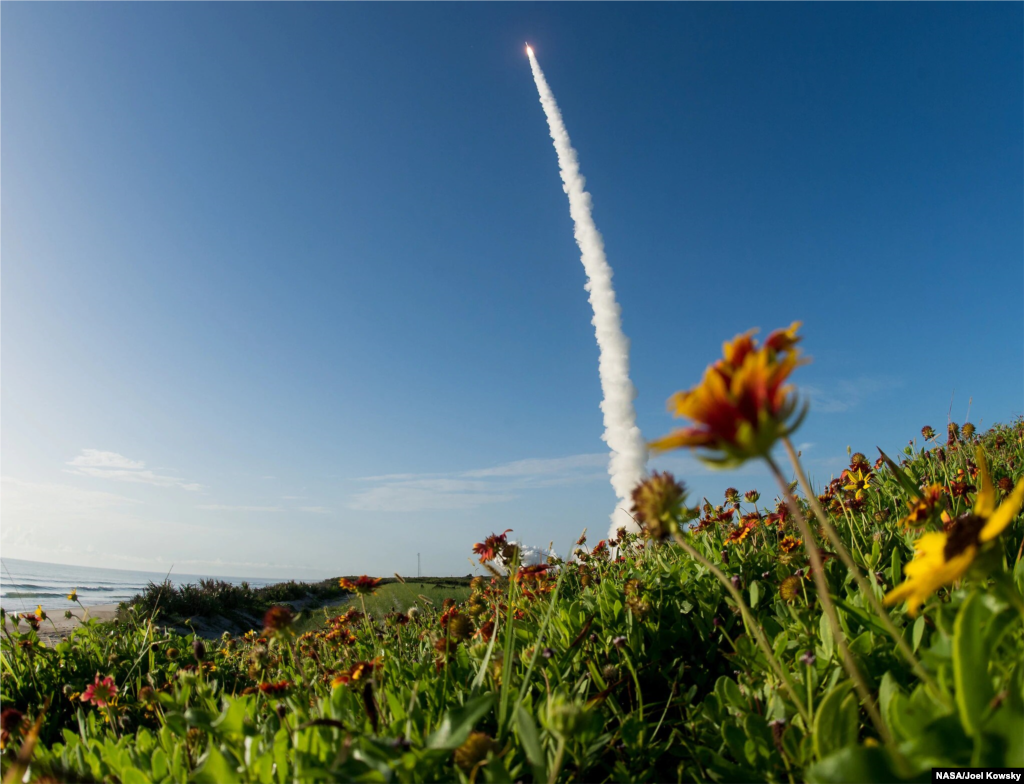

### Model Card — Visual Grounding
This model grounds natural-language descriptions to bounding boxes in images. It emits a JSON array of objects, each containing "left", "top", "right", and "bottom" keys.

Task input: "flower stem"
[
  {"left": 765, "top": 454, "right": 892, "bottom": 746},
  {"left": 671, "top": 531, "right": 810, "bottom": 725},
  {"left": 548, "top": 737, "right": 567, "bottom": 784},
  {"left": 781, "top": 437, "right": 948, "bottom": 706}
]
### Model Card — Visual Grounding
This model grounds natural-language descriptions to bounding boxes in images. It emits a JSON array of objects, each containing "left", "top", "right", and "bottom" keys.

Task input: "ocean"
[{"left": 0, "top": 557, "right": 286, "bottom": 612}]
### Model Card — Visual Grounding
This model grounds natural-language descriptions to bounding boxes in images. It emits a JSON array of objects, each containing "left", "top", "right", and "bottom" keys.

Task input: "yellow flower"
[
  {"left": 842, "top": 469, "right": 872, "bottom": 501},
  {"left": 67, "top": 589, "right": 78, "bottom": 603},
  {"left": 34, "top": 605, "right": 46, "bottom": 621},
  {"left": 725, "top": 525, "right": 752, "bottom": 545},
  {"left": 885, "top": 447, "right": 1024, "bottom": 616},
  {"left": 650, "top": 323, "right": 809, "bottom": 467},
  {"left": 779, "top": 576, "right": 801, "bottom": 601}
]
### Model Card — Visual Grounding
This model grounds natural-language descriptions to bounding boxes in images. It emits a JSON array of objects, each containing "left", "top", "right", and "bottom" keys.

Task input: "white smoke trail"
[{"left": 526, "top": 47, "right": 648, "bottom": 536}]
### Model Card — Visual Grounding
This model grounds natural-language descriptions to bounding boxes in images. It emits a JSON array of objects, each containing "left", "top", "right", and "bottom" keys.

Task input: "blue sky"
[{"left": 2, "top": 3, "right": 1021, "bottom": 579}]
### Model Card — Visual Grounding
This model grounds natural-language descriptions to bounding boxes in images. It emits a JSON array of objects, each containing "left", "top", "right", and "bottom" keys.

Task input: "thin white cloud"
[
  {"left": 1, "top": 476, "right": 142, "bottom": 514},
  {"left": 463, "top": 453, "right": 606, "bottom": 478},
  {"left": 349, "top": 486, "right": 517, "bottom": 513},
  {"left": 197, "top": 504, "right": 285, "bottom": 512},
  {"left": 803, "top": 377, "right": 902, "bottom": 414},
  {"left": 348, "top": 453, "right": 608, "bottom": 512},
  {"left": 354, "top": 472, "right": 443, "bottom": 483},
  {"left": 67, "top": 449, "right": 146, "bottom": 470},
  {"left": 66, "top": 449, "right": 204, "bottom": 492},
  {"left": 298, "top": 506, "right": 331, "bottom": 514}
]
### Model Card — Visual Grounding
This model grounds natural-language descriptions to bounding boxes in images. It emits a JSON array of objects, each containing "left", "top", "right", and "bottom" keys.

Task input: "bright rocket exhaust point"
[{"left": 525, "top": 47, "right": 648, "bottom": 538}]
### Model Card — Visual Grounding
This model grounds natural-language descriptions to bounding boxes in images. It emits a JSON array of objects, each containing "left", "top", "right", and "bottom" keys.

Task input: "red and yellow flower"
[
  {"left": 779, "top": 535, "right": 801, "bottom": 554},
  {"left": 472, "top": 530, "right": 513, "bottom": 563},
  {"left": 331, "top": 660, "right": 379, "bottom": 688},
  {"left": 338, "top": 576, "right": 383, "bottom": 595},
  {"left": 81, "top": 674, "right": 118, "bottom": 708},
  {"left": 650, "top": 323, "right": 808, "bottom": 466},
  {"left": 901, "top": 484, "right": 944, "bottom": 528}
]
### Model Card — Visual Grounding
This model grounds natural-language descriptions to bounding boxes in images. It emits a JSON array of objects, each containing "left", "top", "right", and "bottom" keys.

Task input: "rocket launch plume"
[{"left": 526, "top": 47, "right": 648, "bottom": 536}]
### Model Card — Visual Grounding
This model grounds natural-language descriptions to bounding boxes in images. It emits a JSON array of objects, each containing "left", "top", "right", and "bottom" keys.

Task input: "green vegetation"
[
  {"left": 294, "top": 579, "right": 472, "bottom": 635},
  {"left": 2, "top": 323, "right": 1022, "bottom": 782},
  {"left": 118, "top": 577, "right": 348, "bottom": 626}
]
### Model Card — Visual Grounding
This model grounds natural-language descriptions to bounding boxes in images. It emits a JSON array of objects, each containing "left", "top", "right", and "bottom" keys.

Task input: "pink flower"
[{"left": 81, "top": 673, "right": 118, "bottom": 708}]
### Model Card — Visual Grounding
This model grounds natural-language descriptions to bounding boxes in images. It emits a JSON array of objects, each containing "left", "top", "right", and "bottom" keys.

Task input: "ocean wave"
[
  {"left": 0, "top": 585, "right": 131, "bottom": 593},
  {"left": 2, "top": 592, "right": 71, "bottom": 599}
]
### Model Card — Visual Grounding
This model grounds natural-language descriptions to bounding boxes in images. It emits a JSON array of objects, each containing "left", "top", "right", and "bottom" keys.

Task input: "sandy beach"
[
  {"left": 27, "top": 604, "right": 120, "bottom": 646},
  {"left": 29, "top": 594, "right": 348, "bottom": 647}
]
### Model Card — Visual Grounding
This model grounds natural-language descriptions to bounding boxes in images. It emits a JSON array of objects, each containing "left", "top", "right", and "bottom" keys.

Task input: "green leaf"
[
  {"left": 867, "top": 538, "right": 881, "bottom": 569},
  {"left": 890, "top": 548, "right": 903, "bottom": 586},
  {"left": 749, "top": 581, "right": 761, "bottom": 609},
  {"left": 482, "top": 757, "right": 514, "bottom": 784},
  {"left": 879, "top": 672, "right": 901, "bottom": 727},
  {"left": 813, "top": 682, "right": 857, "bottom": 759},
  {"left": 876, "top": 449, "right": 923, "bottom": 500},
  {"left": 721, "top": 720, "right": 747, "bottom": 762},
  {"left": 986, "top": 702, "right": 1024, "bottom": 767},
  {"left": 900, "top": 714, "right": 971, "bottom": 769},
  {"left": 1013, "top": 554, "right": 1024, "bottom": 594},
  {"left": 953, "top": 591, "right": 995, "bottom": 736},
  {"left": 193, "top": 745, "right": 241, "bottom": 784},
  {"left": 273, "top": 728, "right": 289, "bottom": 784},
  {"left": 184, "top": 708, "right": 215, "bottom": 731},
  {"left": 828, "top": 597, "right": 888, "bottom": 641},
  {"left": 806, "top": 745, "right": 912, "bottom": 783},
  {"left": 120, "top": 767, "right": 150, "bottom": 784},
  {"left": 150, "top": 747, "right": 169, "bottom": 781},
  {"left": 772, "top": 630, "right": 790, "bottom": 661},
  {"left": 211, "top": 696, "right": 251, "bottom": 738},
  {"left": 742, "top": 713, "right": 774, "bottom": 764},
  {"left": 911, "top": 615, "right": 926, "bottom": 652},
  {"left": 714, "top": 676, "right": 745, "bottom": 710},
  {"left": 818, "top": 613, "right": 834, "bottom": 662},
  {"left": 514, "top": 706, "right": 547, "bottom": 784},
  {"left": 427, "top": 693, "right": 495, "bottom": 750}
]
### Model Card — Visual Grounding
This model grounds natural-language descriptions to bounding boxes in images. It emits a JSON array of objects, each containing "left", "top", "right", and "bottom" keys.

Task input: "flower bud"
[
  {"left": 947, "top": 422, "right": 960, "bottom": 445},
  {"left": 453, "top": 732, "right": 498, "bottom": 772},
  {"left": 447, "top": 614, "right": 474, "bottom": 641},
  {"left": 544, "top": 693, "right": 591, "bottom": 739},
  {"left": 630, "top": 472, "right": 687, "bottom": 540}
]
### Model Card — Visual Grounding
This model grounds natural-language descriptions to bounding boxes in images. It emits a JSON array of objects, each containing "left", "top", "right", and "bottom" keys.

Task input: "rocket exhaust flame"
[{"left": 525, "top": 48, "right": 648, "bottom": 537}]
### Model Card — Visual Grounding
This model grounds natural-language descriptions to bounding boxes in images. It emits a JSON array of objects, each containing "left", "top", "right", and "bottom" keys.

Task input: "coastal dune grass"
[
  {"left": 117, "top": 576, "right": 348, "bottom": 624},
  {"left": 294, "top": 580, "right": 473, "bottom": 634}
]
